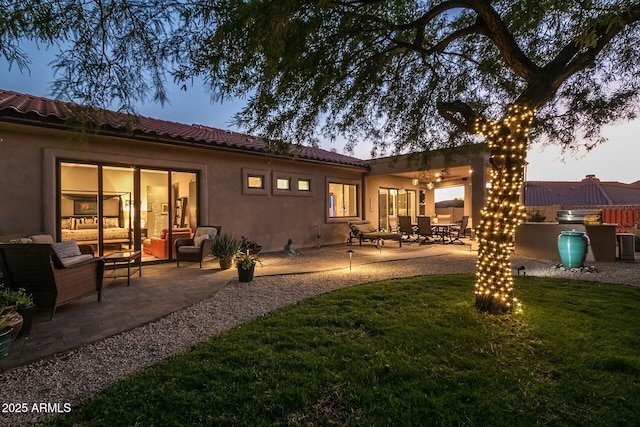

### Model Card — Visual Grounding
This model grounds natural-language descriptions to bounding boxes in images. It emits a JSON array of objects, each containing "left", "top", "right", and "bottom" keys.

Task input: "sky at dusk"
[{"left": 2, "top": 44, "right": 639, "bottom": 185}]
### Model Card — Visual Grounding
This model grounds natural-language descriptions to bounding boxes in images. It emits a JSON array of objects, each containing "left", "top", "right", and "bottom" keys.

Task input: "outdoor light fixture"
[{"left": 347, "top": 249, "right": 354, "bottom": 271}]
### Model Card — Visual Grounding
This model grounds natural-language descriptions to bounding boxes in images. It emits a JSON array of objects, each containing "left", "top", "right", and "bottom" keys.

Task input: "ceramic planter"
[
  {"left": 0, "top": 328, "right": 12, "bottom": 358},
  {"left": 557, "top": 230, "right": 589, "bottom": 268},
  {"left": 219, "top": 257, "right": 234, "bottom": 270}
]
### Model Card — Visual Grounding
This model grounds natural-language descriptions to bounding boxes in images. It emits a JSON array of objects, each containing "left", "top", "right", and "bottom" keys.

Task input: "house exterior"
[
  {"left": 0, "top": 89, "right": 488, "bottom": 260},
  {"left": 525, "top": 174, "right": 640, "bottom": 232}
]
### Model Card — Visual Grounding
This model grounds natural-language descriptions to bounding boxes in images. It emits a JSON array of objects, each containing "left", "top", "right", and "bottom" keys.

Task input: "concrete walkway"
[{"left": 1, "top": 242, "right": 475, "bottom": 372}]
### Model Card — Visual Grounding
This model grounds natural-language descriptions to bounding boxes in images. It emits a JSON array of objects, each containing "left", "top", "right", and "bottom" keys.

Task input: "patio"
[
  {"left": 0, "top": 241, "right": 475, "bottom": 372},
  {"left": 3, "top": 238, "right": 638, "bottom": 374}
]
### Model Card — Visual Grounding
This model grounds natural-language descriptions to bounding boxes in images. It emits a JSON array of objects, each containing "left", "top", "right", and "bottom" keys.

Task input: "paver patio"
[{"left": 1, "top": 242, "right": 475, "bottom": 372}]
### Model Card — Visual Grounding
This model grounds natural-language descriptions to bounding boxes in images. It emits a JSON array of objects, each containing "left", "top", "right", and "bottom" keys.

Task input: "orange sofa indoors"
[{"left": 148, "top": 227, "right": 192, "bottom": 258}]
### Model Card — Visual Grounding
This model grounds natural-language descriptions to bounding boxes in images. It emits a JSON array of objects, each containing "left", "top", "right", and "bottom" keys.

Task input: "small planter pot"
[
  {"left": 0, "top": 328, "right": 12, "bottom": 358},
  {"left": 557, "top": 230, "right": 589, "bottom": 268},
  {"left": 238, "top": 265, "right": 255, "bottom": 283},
  {"left": 1, "top": 306, "right": 22, "bottom": 341},
  {"left": 219, "top": 257, "right": 234, "bottom": 270}
]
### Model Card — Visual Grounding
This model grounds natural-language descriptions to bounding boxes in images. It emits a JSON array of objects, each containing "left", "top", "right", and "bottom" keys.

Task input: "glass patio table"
[{"left": 103, "top": 250, "right": 142, "bottom": 286}]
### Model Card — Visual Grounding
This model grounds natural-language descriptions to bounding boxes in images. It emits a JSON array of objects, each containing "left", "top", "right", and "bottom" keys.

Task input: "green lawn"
[{"left": 47, "top": 275, "right": 640, "bottom": 426}]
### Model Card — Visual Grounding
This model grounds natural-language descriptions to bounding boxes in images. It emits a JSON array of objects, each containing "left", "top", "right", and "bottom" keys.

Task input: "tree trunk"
[{"left": 474, "top": 105, "right": 534, "bottom": 314}]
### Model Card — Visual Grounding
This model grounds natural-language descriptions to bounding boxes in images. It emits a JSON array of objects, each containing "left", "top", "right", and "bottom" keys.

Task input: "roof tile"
[{"left": 0, "top": 89, "right": 368, "bottom": 168}]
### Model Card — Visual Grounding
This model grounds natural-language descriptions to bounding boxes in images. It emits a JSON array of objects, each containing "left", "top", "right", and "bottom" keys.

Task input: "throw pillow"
[
  {"left": 52, "top": 241, "right": 82, "bottom": 259},
  {"left": 193, "top": 234, "right": 208, "bottom": 248}
]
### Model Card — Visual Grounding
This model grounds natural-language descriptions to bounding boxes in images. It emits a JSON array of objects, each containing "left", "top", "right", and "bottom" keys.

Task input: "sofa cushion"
[
  {"left": 178, "top": 245, "right": 201, "bottom": 254},
  {"left": 30, "top": 234, "right": 55, "bottom": 244},
  {"left": 59, "top": 254, "right": 95, "bottom": 267},
  {"left": 352, "top": 222, "right": 377, "bottom": 234},
  {"left": 52, "top": 241, "right": 82, "bottom": 259}
]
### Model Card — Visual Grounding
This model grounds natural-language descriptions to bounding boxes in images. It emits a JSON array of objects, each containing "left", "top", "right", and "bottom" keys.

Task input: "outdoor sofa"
[{"left": 0, "top": 236, "right": 104, "bottom": 319}]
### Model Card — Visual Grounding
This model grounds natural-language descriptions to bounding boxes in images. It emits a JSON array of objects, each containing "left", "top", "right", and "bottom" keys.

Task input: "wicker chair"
[
  {"left": 0, "top": 242, "right": 104, "bottom": 319},
  {"left": 175, "top": 226, "right": 222, "bottom": 267}
]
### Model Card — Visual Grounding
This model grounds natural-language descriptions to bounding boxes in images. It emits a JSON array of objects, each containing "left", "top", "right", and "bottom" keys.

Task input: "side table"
[{"left": 103, "top": 250, "right": 142, "bottom": 286}]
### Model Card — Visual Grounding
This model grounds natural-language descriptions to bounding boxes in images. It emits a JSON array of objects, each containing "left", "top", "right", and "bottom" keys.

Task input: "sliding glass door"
[{"left": 59, "top": 161, "right": 198, "bottom": 260}]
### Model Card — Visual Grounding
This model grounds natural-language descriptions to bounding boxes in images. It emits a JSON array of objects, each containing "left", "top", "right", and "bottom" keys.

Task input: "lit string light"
[{"left": 473, "top": 105, "right": 535, "bottom": 314}]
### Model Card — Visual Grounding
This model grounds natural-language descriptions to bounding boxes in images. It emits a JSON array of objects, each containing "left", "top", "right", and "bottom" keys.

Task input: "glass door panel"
[
  {"left": 141, "top": 170, "right": 170, "bottom": 260},
  {"left": 102, "top": 166, "right": 134, "bottom": 253},
  {"left": 171, "top": 171, "right": 197, "bottom": 231},
  {"left": 378, "top": 189, "right": 389, "bottom": 231},
  {"left": 60, "top": 162, "right": 99, "bottom": 254}
]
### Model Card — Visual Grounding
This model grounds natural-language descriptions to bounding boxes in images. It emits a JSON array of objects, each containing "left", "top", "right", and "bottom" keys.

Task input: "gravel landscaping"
[{"left": 0, "top": 244, "right": 637, "bottom": 426}]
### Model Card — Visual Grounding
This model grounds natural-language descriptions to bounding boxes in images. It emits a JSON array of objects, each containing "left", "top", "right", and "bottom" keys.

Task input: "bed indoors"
[{"left": 60, "top": 192, "right": 132, "bottom": 246}]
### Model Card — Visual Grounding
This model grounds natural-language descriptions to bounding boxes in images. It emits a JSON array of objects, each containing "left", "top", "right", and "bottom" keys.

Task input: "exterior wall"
[
  {"left": 364, "top": 150, "right": 489, "bottom": 230},
  {"left": 0, "top": 122, "right": 366, "bottom": 252}
]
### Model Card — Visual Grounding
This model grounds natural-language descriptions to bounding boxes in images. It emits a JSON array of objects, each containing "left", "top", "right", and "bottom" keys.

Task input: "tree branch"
[
  {"left": 468, "top": 0, "right": 541, "bottom": 80},
  {"left": 436, "top": 100, "right": 479, "bottom": 133},
  {"left": 520, "top": 4, "right": 640, "bottom": 107}
]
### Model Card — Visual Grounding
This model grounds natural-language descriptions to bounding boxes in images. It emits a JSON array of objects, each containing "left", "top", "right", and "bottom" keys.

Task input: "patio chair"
[
  {"left": 348, "top": 221, "right": 402, "bottom": 247},
  {"left": 416, "top": 216, "right": 434, "bottom": 244},
  {"left": 398, "top": 215, "right": 417, "bottom": 242},
  {"left": 449, "top": 216, "right": 469, "bottom": 244},
  {"left": 175, "top": 226, "right": 222, "bottom": 267},
  {"left": 388, "top": 215, "right": 400, "bottom": 233}
]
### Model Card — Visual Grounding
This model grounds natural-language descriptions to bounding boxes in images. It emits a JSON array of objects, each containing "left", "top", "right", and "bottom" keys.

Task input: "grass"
[{"left": 47, "top": 275, "right": 640, "bottom": 426}]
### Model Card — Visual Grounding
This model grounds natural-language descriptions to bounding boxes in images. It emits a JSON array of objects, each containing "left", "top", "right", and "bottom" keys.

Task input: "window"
[
  {"left": 276, "top": 178, "right": 290, "bottom": 190},
  {"left": 242, "top": 168, "right": 269, "bottom": 195},
  {"left": 247, "top": 175, "right": 264, "bottom": 189},
  {"left": 297, "top": 179, "right": 311, "bottom": 191},
  {"left": 328, "top": 182, "right": 358, "bottom": 217}
]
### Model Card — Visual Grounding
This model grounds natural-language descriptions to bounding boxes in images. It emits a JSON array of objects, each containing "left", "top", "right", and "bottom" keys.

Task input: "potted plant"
[
  {"left": 11, "top": 288, "right": 34, "bottom": 338},
  {"left": 0, "top": 310, "right": 13, "bottom": 357},
  {"left": 240, "top": 236, "right": 262, "bottom": 255},
  {"left": 210, "top": 233, "right": 241, "bottom": 270},
  {"left": 236, "top": 252, "right": 262, "bottom": 282},
  {"left": 0, "top": 286, "right": 27, "bottom": 340}
]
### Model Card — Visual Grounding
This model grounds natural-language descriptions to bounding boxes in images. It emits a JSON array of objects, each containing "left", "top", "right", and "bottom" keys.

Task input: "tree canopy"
[{"left": 3, "top": 0, "right": 639, "bottom": 156}]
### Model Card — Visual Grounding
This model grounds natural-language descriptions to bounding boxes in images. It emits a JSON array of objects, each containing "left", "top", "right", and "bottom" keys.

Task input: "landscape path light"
[{"left": 347, "top": 249, "right": 354, "bottom": 271}]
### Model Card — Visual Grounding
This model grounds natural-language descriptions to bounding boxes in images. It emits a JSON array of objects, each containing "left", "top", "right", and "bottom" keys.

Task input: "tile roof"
[
  {"left": 0, "top": 89, "right": 368, "bottom": 169},
  {"left": 525, "top": 175, "right": 640, "bottom": 207}
]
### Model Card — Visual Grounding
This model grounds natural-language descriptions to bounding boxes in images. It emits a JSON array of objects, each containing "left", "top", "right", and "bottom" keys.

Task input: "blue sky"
[{"left": 2, "top": 44, "right": 639, "bottom": 185}]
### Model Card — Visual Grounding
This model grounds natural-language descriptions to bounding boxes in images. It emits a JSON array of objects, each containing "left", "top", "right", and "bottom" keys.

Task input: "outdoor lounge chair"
[
  {"left": 348, "top": 221, "right": 402, "bottom": 247},
  {"left": 175, "top": 225, "right": 222, "bottom": 267},
  {"left": 416, "top": 216, "right": 435, "bottom": 244},
  {"left": 449, "top": 216, "right": 469, "bottom": 244}
]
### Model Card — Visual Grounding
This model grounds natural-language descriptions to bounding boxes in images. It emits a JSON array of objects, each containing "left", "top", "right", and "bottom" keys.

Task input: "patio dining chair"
[
  {"left": 398, "top": 215, "right": 417, "bottom": 242},
  {"left": 388, "top": 215, "right": 400, "bottom": 233},
  {"left": 449, "top": 216, "right": 469, "bottom": 244},
  {"left": 416, "top": 216, "right": 434, "bottom": 244}
]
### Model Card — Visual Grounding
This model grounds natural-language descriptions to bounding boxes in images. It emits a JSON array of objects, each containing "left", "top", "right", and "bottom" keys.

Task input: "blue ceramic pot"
[
  {"left": 557, "top": 231, "right": 589, "bottom": 268},
  {"left": 0, "top": 328, "right": 12, "bottom": 358}
]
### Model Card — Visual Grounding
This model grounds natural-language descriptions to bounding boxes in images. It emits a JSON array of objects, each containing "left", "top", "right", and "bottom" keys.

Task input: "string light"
[{"left": 473, "top": 104, "right": 535, "bottom": 314}]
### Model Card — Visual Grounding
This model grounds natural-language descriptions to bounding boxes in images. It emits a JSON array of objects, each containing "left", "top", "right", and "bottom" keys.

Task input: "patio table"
[
  {"left": 103, "top": 250, "right": 142, "bottom": 286},
  {"left": 432, "top": 224, "right": 455, "bottom": 244}
]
